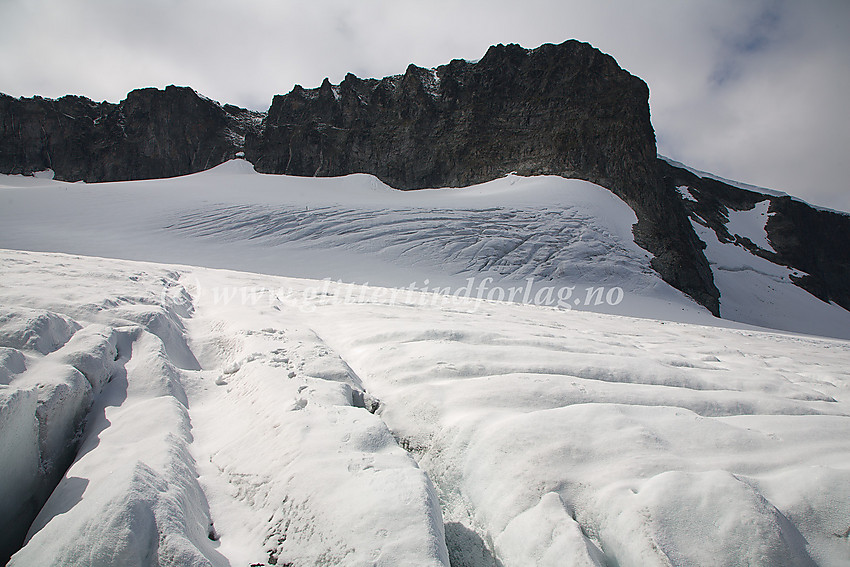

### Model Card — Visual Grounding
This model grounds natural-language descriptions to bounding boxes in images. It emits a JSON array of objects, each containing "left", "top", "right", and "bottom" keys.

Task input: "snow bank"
[
  {"left": 0, "top": 306, "right": 80, "bottom": 354},
  {"left": 0, "top": 256, "right": 217, "bottom": 565},
  {"left": 2, "top": 247, "right": 849, "bottom": 567},
  {"left": 109, "top": 305, "right": 199, "bottom": 371},
  {"left": 11, "top": 331, "right": 225, "bottom": 567},
  {"left": 595, "top": 469, "right": 815, "bottom": 567},
  {"left": 0, "top": 315, "right": 128, "bottom": 562},
  {"left": 495, "top": 492, "right": 606, "bottom": 567},
  {"left": 185, "top": 269, "right": 449, "bottom": 566},
  {"left": 57, "top": 324, "right": 123, "bottom": 391},
  {"left": 0, "top": 346, "right": 26, "bottom": 384},
  {"left": 1, "top": 250, "right": 451, "bottom": 566},
  {"left": 0, "top": 387, "right": 40, "bottom": 560}
]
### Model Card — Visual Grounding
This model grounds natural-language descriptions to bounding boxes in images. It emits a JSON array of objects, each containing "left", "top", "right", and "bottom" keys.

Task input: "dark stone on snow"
[{"left": 245, "top": 41, "right": 720, "bottom": 314}]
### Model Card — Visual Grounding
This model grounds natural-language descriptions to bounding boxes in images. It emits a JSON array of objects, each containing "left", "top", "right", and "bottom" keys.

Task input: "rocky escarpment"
[
  {"left": 662, "top": 159, "right": 850, "bottom": 313},
  {"left": 246, "top": 41, "right": 718, "bottom": 314},
  {"left": 249, "top": 42, "right": 654, "bottom": 190},
  {"left": 0, "top": 86, "right": 262, "bottom": 182}
]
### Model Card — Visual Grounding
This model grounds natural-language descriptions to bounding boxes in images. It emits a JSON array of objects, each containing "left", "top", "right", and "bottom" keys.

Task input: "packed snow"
[
  {"left": 1, "top": 161, "right": 850, "bottom": 566},
  {"left": 726, "top": 200, "right": 775, "bottom": 252},
  {"left": 676, "top": 185, "right": 697, "bottom": 202}
]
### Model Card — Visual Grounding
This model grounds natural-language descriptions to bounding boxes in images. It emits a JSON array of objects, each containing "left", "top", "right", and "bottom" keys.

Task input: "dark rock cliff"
[
  {"left": 249, "top": 42, "right": 654, "bottom": 191},
  {"left": 245, "top": 41, "right": 718, "bottom": 313},
  {"left": 0, "top": 85, "right": 261, "bottom": 182},
  {"left": 662, "top": 159, "right": 850, "bottom": 313},
  {"left": 3, "top": 40, "right": 847, "bottom": 317}
]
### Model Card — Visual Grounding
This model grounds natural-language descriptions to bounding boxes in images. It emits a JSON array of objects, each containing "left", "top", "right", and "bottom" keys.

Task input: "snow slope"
[
  {"left": 1, "top": 249, "right": 848, "bottom": 566},
  {"left": 1, "top": 251, "right": 448, "bottom": 566},
  {"left": 2, "top": 161, "right": 850, "bottom": 565},
  {"left": 3, "top": 159, "right": 848, "bottom": 337}
]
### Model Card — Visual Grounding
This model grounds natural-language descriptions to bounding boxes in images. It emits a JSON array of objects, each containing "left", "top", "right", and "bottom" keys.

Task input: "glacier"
[{"left": 1, "top": 162, "right": 849, "bottom": 566}]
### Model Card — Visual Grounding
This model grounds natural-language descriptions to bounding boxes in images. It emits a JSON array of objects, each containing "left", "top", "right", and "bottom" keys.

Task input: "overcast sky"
[{"left": 2, "top": 0, "right": 848, "bottom": 211}]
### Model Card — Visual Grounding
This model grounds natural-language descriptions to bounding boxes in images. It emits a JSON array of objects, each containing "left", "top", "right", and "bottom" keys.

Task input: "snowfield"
[
  {"left": 3, "top": 159, "right": 849, "bottom": 337},
  {"left": 1, "top": 162, "right": 849, "bottom": 566}
]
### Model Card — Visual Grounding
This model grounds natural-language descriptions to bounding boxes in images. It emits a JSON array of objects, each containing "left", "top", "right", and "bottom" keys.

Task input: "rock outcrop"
[
  {"left": 662, "top": 159, "right": 850, "bottom": 313},
  {"left": 0, "top": 86, "right": 261, "bottom": 182},
  {"left": 249, "top": 42, "right": 653, "bottom": 190},
  {"left": 244, "top": 41, "right": 718, "bottom": 313}
]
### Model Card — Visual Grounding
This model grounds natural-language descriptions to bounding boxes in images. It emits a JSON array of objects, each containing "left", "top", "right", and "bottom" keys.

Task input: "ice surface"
[
  {"left": 11, "top": 331, "right": 224, "bottom": 567},
  {"left": 0, "top": 312, "right": 130, "bottom": 562},
  {"left": 1, "top": 159, "right": 850, "bottom": 565},
  {"left": 182, "top": 268, "right": 449, "bottom": 566},
  {"left": 0, "top": 161, "right": 720, "bottom": 327},
  {"left": 495, "top": 492, "right": 606, "bottom": 566},
  {"left": 0, "top": 306, "right": 81, "bottom": 355},
  {"left": 304, "top": 293, "right": 850, "bottom": 567},
  {"left": 0, "top": 347, "right": 26, "bottom": 385},
  {"left": 2, "top": 249, "right": 849, "bottom": 566},
  {"left": 0, "top": 387, "right": 40, "bottom": 559}
]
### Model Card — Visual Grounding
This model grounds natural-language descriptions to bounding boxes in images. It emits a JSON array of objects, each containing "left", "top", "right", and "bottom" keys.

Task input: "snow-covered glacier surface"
[
  {"left": 1, "top": 249, "right": 848, "bottom": 566},
  {"left": 3, "top": 159, "right": 849, "bottom": 337},
  {"left": 0, "top": 251, "right": 448, "bottom": 566},
  {"left": 1, "top": 162, "right": 850, "bottom": 566}
]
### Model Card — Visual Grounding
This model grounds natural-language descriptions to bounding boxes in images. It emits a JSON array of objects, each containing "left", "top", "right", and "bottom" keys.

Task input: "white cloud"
[{"left": 0, "top": 0, "right": 847, "bottom": 211}]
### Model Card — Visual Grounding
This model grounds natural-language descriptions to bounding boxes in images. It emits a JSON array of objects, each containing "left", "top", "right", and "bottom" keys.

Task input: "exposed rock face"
[
  {"left": 249, "top": 42, "right": 654, "bottom": 190},
  {"left": 661, "top": 159, "right": 850, "bottom": 313},
  {"left": 0, "top": 86, "right": 261, "bottom": 182},
  {"left": 245, "top": 41, "right": 719, "bottom": 313}
]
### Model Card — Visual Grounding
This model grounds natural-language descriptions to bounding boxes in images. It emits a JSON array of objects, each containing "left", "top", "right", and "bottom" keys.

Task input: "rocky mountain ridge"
[
  {"left": 2, "top": 40, "right": 848, "bottom": 318},
  {"left": 0, "top": 86, "right": 262, "bottom": 182}
]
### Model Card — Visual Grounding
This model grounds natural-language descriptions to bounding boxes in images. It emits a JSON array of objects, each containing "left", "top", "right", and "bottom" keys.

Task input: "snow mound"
[
  {"left": 495, "top": 492, "right": 606, "bottom": 567},
  {"left": 303, "top": 287, "right": 850, "bottom": 567},
  {"left": 0, "top": 347, "right": 26, "bottom": 384},
  {"left": 0, "top": 315, "right": 133, "bottom": 562},
  {"left": 0, "top": 306, "right": 81, "bottom": 355},
  {"left": 597, "top": 469, "right": 815, "bottom": 566}
]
